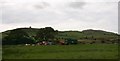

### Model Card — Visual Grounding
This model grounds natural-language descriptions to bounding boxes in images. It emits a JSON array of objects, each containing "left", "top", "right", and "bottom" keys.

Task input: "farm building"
[
  {"left": 36, "top": 41, "right": 55, "bottom": 45},
  {"left": 65, "top": 38, "right": 78, "bottom": 45},
  {"left": 59, "top": 38, "right": 78, "bottom": 45}
]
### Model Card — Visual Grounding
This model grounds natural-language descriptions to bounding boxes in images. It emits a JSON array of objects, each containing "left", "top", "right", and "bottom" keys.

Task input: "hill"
[
  {"left": 57, "top": 29, "right": 118, "bottom": 39},
  {"left": 1, "top": 27, "right": 120, "bottom": 44}
]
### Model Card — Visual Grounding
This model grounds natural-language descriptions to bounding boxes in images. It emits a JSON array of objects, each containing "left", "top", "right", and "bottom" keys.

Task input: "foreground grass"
[{"left": 2, "top": 44, "right": 118, "bottom": 59}]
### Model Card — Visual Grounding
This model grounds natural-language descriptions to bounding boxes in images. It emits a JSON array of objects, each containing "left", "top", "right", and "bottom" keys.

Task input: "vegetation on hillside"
[{"left": 1, "top": 27, "right": 120, "bottom": 45}]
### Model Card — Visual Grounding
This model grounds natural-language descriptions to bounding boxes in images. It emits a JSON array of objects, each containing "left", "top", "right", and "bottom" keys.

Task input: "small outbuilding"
[{"left": 64, "top": 38, "right": 78, "bottom": 45}]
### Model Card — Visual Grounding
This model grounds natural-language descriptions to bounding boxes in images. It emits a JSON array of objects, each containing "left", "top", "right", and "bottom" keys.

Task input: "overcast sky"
[{"left": 0, "top": 0, "right": 119, "bottom": 33}]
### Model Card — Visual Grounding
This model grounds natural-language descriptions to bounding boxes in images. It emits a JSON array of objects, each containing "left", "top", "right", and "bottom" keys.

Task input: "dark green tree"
[
  {"left": 36, "top": 27, "right": 56, "bottom": 42},
  {"left": 3, "top": 29, "right": 33, "bottom": 45}
]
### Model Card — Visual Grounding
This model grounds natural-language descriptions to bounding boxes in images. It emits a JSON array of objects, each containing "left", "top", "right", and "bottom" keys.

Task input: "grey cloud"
[
  {"left": 69, "top": 2, "right": 86, "bottom": 9},
  {"left": 34, "top": 2, "right": 50, "bottom": 9},
  {"left": 1, "top": 0, "right": 118, "bottom": 33},
  {"left": 2, "top": 8, "right": 61, "bottom": 24}
]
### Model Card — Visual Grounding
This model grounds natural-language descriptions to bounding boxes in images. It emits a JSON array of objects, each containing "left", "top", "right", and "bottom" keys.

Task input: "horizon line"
[{"left": 0, "top": 26, "right": 119, "bottom": 34}]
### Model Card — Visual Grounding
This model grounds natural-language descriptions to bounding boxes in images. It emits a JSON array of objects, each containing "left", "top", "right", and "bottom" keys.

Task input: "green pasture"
[{"left": 2, "top": 44, "right": 118, "bottom": 59}]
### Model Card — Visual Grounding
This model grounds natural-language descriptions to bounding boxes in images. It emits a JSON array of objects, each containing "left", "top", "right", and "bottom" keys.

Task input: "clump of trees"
[
  {"left": 35, "top": 27, "right": 57, "bottom": 43},
  {"left": 2, "top": 27, "right": 57, "bottom": 45},
  {"left": 3, "top": 29, "right": 34, "bottom": 45}
]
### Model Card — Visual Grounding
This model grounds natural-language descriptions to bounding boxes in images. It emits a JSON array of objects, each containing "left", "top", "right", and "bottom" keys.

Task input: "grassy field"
[{"left": 2, "top": 44, "right": 118, "bottom": 59}]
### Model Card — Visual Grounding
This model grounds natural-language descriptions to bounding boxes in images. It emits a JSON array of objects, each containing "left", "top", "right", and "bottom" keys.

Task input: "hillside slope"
[{"left": 1, "top": 27, "right": 119, "bottom": 44}]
